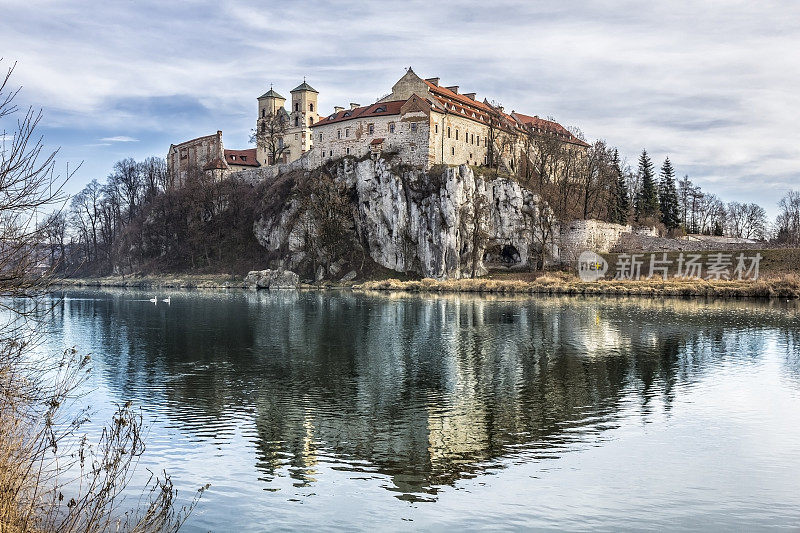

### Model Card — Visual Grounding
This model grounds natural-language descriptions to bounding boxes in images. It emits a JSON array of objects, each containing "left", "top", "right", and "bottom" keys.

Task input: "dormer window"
[
  {"left": 241, "top": 155, "right": 247, "bottom": 161},
  {"left": 374, "top": 105, "right": 386, "bottom": 113},
  {"left": 343, "top": 111, "right": 352, "bottom": 117}
]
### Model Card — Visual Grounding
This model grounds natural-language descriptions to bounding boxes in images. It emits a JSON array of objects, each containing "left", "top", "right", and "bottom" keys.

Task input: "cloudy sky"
[{"left": 1, "top": 0, "right": 798, "bottom": 217}]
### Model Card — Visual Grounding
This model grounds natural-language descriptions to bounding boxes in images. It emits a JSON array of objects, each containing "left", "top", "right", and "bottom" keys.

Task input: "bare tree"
[
  {"left": 1, "top": 60, "right": 204, "bottom": 532},
  {"left": 251, "top": 108, "right": 290, "bottom": 165},
  {"left": 775, "top": 190, "right": 800, "bottom": 244}
]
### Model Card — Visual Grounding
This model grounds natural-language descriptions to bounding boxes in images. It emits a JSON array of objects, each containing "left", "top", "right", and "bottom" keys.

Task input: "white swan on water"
[
  {"left": 149, "top": 297, "right": 157, "bottom": 304},
  {"left": 162, "top": 297, "right": 171, "bottom": 304}
]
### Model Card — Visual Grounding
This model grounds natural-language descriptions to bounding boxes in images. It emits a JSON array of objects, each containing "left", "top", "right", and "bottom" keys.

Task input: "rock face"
[
  {"left": 245, "top": 269, "right": 300, "bottom": 289},
  {"left": 254, "top": 159, "right": 553, "bottom": 279}
]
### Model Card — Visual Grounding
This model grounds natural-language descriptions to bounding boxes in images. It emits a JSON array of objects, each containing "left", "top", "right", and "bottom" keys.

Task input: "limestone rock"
[
  {"left": 253, "top": 159, "right": 555, "bottom": 279},
  {"left": 245, "top": 269, "right": 299, "bottom": 289}
]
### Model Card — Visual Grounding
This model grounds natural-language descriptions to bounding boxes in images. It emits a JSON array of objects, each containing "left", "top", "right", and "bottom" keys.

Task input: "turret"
[{"left": 257, "top": 86, "right": 286, "bottom": 118}]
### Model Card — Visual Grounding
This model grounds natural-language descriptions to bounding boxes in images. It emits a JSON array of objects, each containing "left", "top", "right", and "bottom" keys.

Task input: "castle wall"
[
  {"left": 166, "top": 131, "right": 224, "bottom": 187},
  {"left": 430, "top": 111, "right": 493, "bottom": 167},
  {"left": 312, "top": 113, "right": 430, "bottom": 167},
  {"left": 559, "top": 220, "right": 658, "bottom": 265}
]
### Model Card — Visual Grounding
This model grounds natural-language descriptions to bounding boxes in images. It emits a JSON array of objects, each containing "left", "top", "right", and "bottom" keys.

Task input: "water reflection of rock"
[{"left": 51, "top": 290, "right": 800, "bottom": 497}]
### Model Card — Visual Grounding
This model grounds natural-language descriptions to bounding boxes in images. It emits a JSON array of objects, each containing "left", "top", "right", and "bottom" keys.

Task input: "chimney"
[
  {"left": 350, "top": 102, "right": 360, "bottom": 110},
  {"left": 425, "top": 77, "right": 440, "bottom": 86},
  {"left": 446, "top": 86, "right": 459, "bottom": 94},
  {"left": 497, "top": 105, "right": 504, "bottom": 113},
  {"left": 464, "top": 92, "right": 476, "bottom": 100},
  {"left": 334, "top": 106, "right": 344, "bottom": 113}
]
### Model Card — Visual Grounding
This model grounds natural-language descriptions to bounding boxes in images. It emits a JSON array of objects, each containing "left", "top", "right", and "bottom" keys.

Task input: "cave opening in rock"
[{"left": 501, "top": 244, "right": 520, "bottom": 264}]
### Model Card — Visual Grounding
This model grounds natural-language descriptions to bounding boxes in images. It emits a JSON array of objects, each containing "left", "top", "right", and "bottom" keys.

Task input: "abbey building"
[{"left": 167, "top": 68, "right": 587, "bottom": 183}]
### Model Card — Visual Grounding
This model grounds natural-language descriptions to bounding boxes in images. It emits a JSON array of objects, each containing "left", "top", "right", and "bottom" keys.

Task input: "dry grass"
[
  {"left": 0, "top": 314, "right": 208, "bottom": 533},
  {"left": 354, "top": 272, "right": 800, "bottom": 299}
]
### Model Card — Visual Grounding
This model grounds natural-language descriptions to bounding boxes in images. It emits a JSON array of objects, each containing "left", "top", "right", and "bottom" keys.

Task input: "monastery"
[{"left": 167, "top": 68, "right": 587, "bottom": 183}]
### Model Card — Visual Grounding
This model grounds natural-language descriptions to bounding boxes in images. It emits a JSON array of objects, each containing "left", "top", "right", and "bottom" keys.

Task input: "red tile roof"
[
  {"left": 370, "top": 138, "right": 385, "bottom": 145},
  {"left": 312, "top": 100, "right": 405, "bottom": 127},
  {"left": 512, "top": 112, "right": 589, "bottom": 147},
  {"left": 224, "top": 148, "right": 259, "bottom": 167},
  {"left": 425, "top": 81, "right": 492, "bottom": 113}
]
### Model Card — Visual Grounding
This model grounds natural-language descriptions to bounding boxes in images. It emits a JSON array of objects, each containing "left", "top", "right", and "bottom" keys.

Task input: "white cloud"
[
  {"left": 99, "top": 136, "right": 138, "bottom": 142},
  {"left": 1, "top": 0, "right": 798, "bottom": 216}
]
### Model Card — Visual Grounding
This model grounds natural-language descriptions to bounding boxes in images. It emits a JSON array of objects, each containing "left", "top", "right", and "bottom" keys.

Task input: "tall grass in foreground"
[{"left": 1, "top": 59, "right": 206, "bottom": 532}]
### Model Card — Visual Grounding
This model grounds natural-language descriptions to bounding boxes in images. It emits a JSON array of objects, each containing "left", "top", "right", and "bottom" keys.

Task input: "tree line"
[
  {"left": 43, "top": 160, "right": 270, "bottom": 276},
  {"left": 513, "top": 126, "right": 777, "bottom": 241}
]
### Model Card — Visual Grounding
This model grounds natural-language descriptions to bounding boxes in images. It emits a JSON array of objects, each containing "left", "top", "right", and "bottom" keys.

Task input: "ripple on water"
[{"left": 35, "top": 290, "right": 800, "bottom": 531}]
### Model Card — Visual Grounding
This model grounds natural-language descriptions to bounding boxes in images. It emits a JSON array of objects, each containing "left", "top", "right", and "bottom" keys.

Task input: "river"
[{"left": 37, "top": 290, "right": 800, "bottom": 531}]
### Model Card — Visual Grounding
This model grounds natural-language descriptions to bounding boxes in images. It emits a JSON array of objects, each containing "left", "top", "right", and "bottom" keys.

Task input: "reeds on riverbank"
[{"left": 354, "top": 273, "right": 800, "bottom": 299}]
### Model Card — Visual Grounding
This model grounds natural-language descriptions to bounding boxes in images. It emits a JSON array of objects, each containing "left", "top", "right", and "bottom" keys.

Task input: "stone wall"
[
  {"left": 312, "top": 111, "right": 430, "bottom": 167},
  {"left": 166, "top": 131, "right": 224, "bottom": 186},
  {"left": 559, "top": 220, "right": 657, "bottom": 265},
  {"left": 229, "top": 151, "right": 311, "bottom": 184},
  {"left": 430, "top": 111, "right": 491, "bottom": 167}
]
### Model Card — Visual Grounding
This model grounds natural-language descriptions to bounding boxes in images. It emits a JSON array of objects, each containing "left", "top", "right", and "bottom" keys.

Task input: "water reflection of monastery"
[{"left": 54, "top": 292, "right": 800, "bottom": 496}]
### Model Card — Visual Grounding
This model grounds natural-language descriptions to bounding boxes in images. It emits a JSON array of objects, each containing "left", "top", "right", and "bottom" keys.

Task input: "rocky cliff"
[{"left": 253, "top": 158, "right": 553, "bottom": 280}]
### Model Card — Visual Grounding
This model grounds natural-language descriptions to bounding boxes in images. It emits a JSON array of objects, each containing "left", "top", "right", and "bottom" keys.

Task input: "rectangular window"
[
  {"left": 471, "top": 133, "right": 474, "bottom": 144},
  {"left": 319, "top": 133, "right": 322, "bottom": 141},
  {"left": 346, "top": 148, "right": 350, "bottom": 155},
  {"left": 455, "top": 130, "right": 459, "bottom": 140},
  {"left": 389, "top": 123, "right": 395, "bottom": 133},
  {"left": 368, "top": 124, "right": 374, "bottom": 135},
  {"left": 451, "top": 147, "right": 455, "bottom": 156},
  {"left": 410, "top": 123, "right": 417, "bottom": 133},
  {"left": 435, "top": 124, "right": 439, "bottom": 133},
  {"left": 346, "top": 128, "right": 350, "bottom": 137},
  {"left": 476, "top": 136, "right": 480, "bottom": 146},
  {"left": 337, "top": 130, "right": 341, "bottom": 139},
  {"left": 447, "top": 127, "right": 451, "bottom": 138}
]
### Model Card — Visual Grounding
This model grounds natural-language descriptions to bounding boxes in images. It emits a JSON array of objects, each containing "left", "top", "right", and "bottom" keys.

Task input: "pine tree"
[
  {"left": 634, "top": 149, "right": 659, "bottom": 222},
  {"left": 658, "top": 157, "right": 680, "bottom": 230},
  {"left": 609, "top": 149, "right": 629, "bottom": 225}
]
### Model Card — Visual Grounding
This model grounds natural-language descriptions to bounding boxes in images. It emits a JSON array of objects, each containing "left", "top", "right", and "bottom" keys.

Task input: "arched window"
[
  {"left": 309, "top": 103, "right": 314, "bottom": 111},
  {"left": 294, "top": 117, "right": 299, "bottom": 126},
  {"left": 309, "top": 117, "right": 313, "bottom": 126},
  {"left": 295, "top": 103, "right": 299, "bottom": 111}
]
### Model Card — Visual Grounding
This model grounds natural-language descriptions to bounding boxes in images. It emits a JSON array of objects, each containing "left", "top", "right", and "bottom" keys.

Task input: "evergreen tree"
[
  {"left": 608, "top": 149, "right": 629, "bottom": 225},
  {"left": 634, "top": 149, "right": 660, "bottom": 222},
  {"left": 658, "top": 157, "right": 680, "bottom": 230}
]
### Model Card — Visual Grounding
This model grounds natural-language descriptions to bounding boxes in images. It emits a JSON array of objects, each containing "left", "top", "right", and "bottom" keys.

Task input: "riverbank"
[
  {"left": 354, "top": 273, "right": 800, "bottom": 299},
  {"left": 59, "top": 274, "right": 247, "bottom": 289},
  {"left": 58, "top": 272, "right": 800, "bottom": 298}
]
